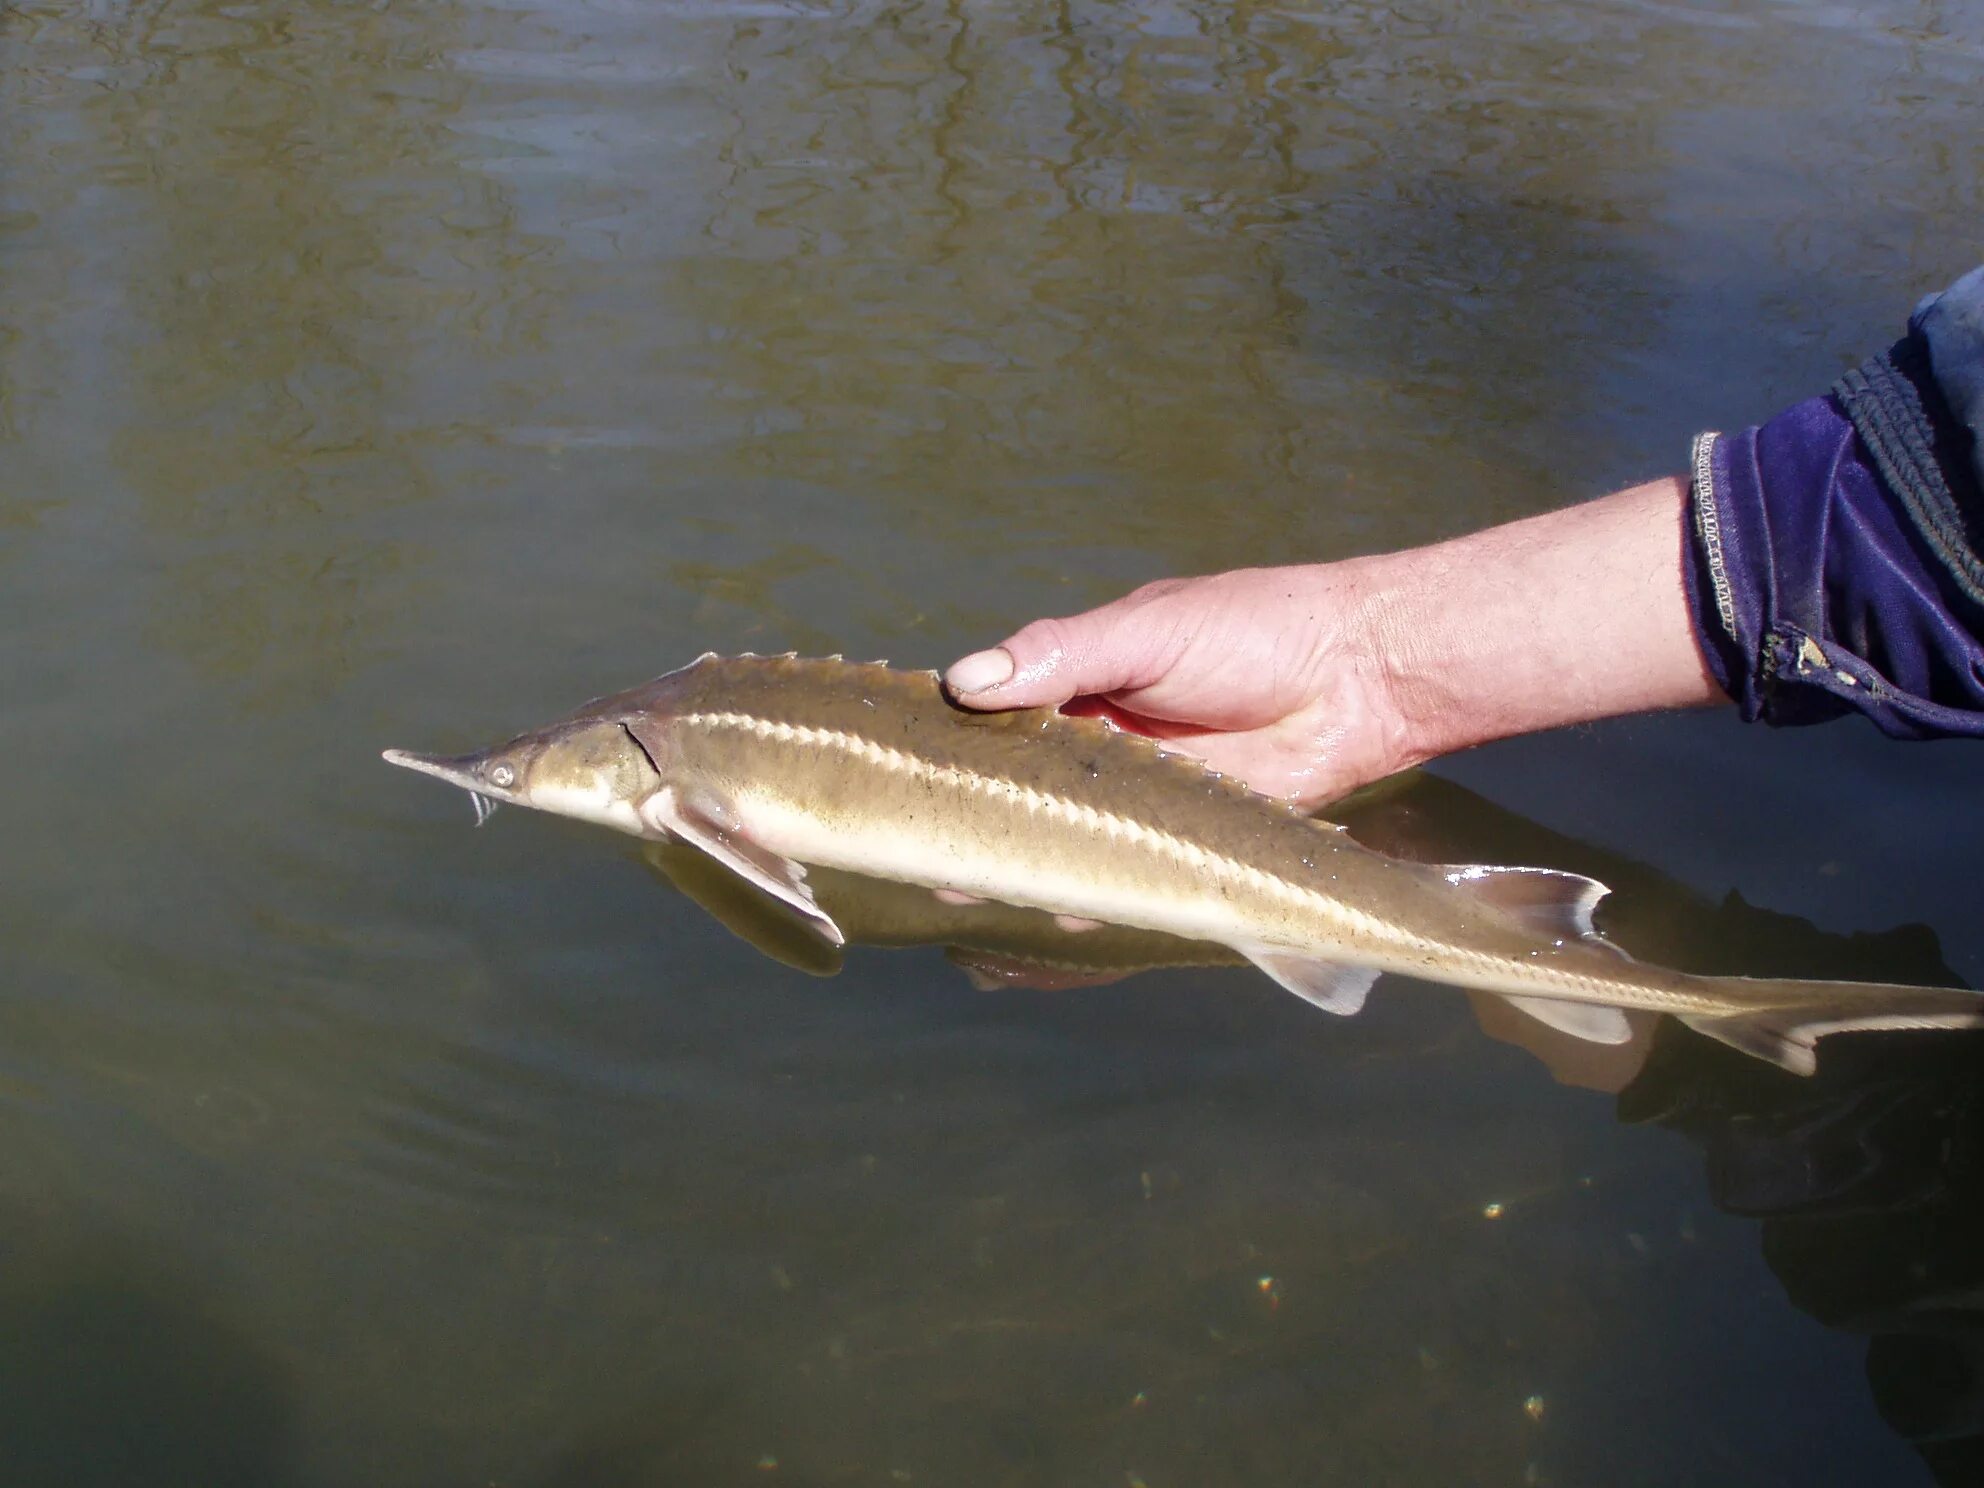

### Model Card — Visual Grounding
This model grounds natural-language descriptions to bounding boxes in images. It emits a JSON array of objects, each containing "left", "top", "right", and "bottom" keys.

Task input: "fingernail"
[{"left": 946, "top": 648, "right": 1016, "bottom": 694}]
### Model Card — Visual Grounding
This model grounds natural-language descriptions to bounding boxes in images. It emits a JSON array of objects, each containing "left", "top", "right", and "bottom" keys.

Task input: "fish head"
[{"left": 383, "top": 717, "right": 664, "bottom": 836}]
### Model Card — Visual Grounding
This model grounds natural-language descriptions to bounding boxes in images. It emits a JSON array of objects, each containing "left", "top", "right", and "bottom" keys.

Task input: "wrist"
[
  {"left": 1349, "top": 476, "right": 1720, "bottom": 769},
  {"left": 1348, "top": 544, "right": 1499, "bottom": 771}
]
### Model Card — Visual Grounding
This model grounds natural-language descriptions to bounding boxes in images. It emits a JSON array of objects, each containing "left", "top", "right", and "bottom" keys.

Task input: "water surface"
[{"left": 4, "top": 0, "right": 1983, "bottom": 1482}]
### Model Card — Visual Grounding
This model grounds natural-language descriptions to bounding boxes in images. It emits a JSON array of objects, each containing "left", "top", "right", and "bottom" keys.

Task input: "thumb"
[{"left": 944, "top": 605, "right": 1172, "bottom": 711}]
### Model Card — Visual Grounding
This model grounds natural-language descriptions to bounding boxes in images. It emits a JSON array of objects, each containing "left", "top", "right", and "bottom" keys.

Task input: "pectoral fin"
[
  {"left": 640, "top": 844, "right": 843, "bottom": 976},
  {"left": 1240, "top": 946, "right": 1380, "bottom": 1016},
  {"left": 1500, "top": 995, "right": 1633, "bottom": 1044},
  {"left": 640, "top": 786, "right": 844, "bottom": 947}
]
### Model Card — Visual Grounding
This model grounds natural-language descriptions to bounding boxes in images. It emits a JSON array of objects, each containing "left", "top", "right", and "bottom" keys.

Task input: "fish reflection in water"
[
  {"left": 1629, "top": 1026, "right": 1984, "bottom": 1485},
  {"left": 642, "top": 841, "right": 1247, "bottom": 987},
  {"left": 648, "top": 836, "right": 1667, "bottom": 1092},
  {"left": 632, "top": 756, "right": 1981, "bottom": 1092},
  {"left": 1304, "top": 776, "right": 1984, "bottom": 1487},
  {"left": 649, "top": 770, "right": 1984, "bottom": 1485}
]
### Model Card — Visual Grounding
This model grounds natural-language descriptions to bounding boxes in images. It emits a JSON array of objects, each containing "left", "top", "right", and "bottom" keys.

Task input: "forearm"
[
  {"left": 1356, "top": 266, "right": 1984, "bottom": 765},
  {"left": 947, "top": 264, "right": 1984, "bottom": 804},
  {"left": 1351, "top": 476, "right": 1722, "bottom": 769}
]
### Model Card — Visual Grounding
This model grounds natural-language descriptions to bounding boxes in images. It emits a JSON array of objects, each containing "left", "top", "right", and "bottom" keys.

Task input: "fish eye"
[{"left": 489, "top": 764, "right": 515, "bottom": 788}]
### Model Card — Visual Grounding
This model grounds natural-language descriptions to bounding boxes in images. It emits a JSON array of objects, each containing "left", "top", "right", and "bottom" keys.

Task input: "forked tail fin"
[{"left": 1680, "top": 983, "right": 1984, "bottom": 1076}]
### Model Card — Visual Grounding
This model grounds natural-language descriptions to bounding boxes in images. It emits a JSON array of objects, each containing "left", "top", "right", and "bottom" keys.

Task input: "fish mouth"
[{"left": 382, "top": 748, "right": 510, "bottom": 825}]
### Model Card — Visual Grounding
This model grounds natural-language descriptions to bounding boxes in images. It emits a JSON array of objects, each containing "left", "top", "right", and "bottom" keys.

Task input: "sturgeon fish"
[{"left": 384, "top": 653, "right": 1984, "bottom": 1074}]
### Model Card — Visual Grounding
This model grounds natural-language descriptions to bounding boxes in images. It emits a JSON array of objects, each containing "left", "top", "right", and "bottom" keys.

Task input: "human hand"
[
  {"left": 945, "top": 478, "right": 1720, "bottom": 809},
  {"left": 944, "top": 564, "right": 1414, "bottom": 808}
]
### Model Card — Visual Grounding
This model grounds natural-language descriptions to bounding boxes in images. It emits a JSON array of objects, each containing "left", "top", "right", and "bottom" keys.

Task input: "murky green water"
[{"left": 6, "top": 0, "right": 1984, "bottom": 1481}]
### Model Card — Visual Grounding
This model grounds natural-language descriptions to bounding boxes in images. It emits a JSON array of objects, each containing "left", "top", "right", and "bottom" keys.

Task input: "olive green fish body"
[{"left": 386, "top": 654, "right": 1984, "bottom": 1074}]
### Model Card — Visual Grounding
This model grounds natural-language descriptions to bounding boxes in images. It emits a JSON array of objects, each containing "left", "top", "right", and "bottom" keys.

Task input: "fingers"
[
  {"left": 945, "top": 603, "right": 1175, "bottom": 711},
  {"left": 943, "top": 646, "right": 1019, "bottom": 697}
]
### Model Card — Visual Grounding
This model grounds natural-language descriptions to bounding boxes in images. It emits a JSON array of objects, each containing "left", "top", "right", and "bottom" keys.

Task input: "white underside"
[
  {"left": 735, "top": 789, "right": 1280, "bottom": 953},
  {"left": 532, "top": 778, "right": 647, "bottom": 836},
  {"left": 727, "top": 785, "right": 1681, "bottom": 1018}
]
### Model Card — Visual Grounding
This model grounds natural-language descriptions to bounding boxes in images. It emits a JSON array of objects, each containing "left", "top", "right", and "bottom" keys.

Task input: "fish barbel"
[{"left": 384, "top": 653, "right": 1984, "bottom": 1074}]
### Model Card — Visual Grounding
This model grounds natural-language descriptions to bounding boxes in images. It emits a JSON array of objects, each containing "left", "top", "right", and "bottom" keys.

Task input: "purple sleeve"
[{"left": 1684, "top": 269, "right": 1984, "bottom": 739}]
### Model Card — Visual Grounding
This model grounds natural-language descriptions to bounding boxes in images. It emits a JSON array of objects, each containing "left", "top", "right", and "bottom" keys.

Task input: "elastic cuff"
[
  {"left": 1683, "top": 402, "right": 1871, "bottom": 730},
  {"left": 1683, "top": 431, "right": 1748, "bottom": 710}
]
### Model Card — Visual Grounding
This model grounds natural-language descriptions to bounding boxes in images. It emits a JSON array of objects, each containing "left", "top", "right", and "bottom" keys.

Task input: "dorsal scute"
[{"left": 656, "top": 655, "right": 1307, "bottom": 821}]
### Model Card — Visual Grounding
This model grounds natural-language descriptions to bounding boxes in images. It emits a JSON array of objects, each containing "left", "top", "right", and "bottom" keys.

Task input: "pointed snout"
[{"left": 381, "top": 748, "right": 485, "bottom": 790}]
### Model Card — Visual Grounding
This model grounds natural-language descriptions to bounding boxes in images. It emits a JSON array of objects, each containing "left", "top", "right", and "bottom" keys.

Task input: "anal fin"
[
  {"left": 1240, "top": 946, "right": 1379, "bottom": 1016},
  {"left": 1680, "top": 1009, "right": 1820, "bottom": 1076}
]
